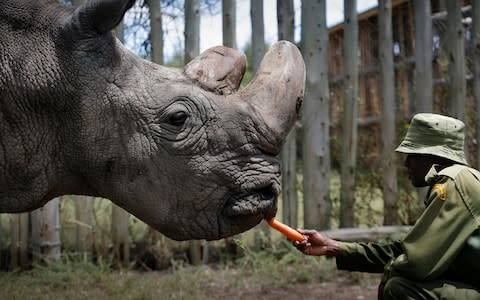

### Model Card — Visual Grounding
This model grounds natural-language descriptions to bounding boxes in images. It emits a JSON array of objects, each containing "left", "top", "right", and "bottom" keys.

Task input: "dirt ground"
[
  {"left": 254, "top": 280, "right": 379, "bottom": 300},
  {"left": 220, "top": 281, "right": 379, "bottom": 300},
  {"left": 202, "top": 271, "right": 381, "bottom": 300},
  {"left": 0, "top": 264, "right": 381, "bottom": 299}
]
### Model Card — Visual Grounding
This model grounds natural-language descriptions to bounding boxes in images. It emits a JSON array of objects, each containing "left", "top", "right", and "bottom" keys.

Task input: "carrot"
[{"left": 266, "top": 218, "right": 306, "bottom": 241}]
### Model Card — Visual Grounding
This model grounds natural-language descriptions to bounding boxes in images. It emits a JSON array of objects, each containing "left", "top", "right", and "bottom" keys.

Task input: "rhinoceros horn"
[
  {"left": 185, "top": 41, "right": 305, "bottom": 154},
  {"left": 184, "top": 46, "right": 246, "bottom": 95},
  {"left": 240, "top": 41, "right": 305, "bottom": 153}
]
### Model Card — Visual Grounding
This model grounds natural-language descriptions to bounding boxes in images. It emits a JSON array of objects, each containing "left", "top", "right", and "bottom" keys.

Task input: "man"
[{"left": 295, "top": 113, "right": 480, "bottom": 299}]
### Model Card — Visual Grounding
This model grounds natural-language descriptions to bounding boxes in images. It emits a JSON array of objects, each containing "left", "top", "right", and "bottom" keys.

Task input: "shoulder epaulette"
[{"left": 438, "top": 164, "right": 471, "bottom": 180}]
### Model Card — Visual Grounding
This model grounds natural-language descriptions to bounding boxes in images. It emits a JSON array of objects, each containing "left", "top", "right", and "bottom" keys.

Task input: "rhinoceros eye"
[{"left": 168, "top": 111, "right": 188, "bottom": 126}]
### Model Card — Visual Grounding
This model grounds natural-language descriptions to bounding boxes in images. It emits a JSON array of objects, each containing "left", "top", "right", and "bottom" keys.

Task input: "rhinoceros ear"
[
  {"left": 67, "top": 0, "right": 136, "bottom": 37},
  {"left": 184, "top": 46, "right": 247, "bottom": 95}
]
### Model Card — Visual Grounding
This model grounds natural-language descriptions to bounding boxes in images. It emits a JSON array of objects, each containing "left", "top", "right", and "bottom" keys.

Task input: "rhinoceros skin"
[{"left": 0, "top": 0, "right": 305, "bottom": 241}]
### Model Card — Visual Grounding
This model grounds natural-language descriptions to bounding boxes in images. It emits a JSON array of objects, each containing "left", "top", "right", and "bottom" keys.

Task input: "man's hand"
[{"left": 293, "top": 229, "right": 339, "bottom": 257}]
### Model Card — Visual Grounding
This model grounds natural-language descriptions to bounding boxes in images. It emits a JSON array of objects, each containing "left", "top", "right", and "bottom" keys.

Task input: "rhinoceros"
[{"left": 0, "top": 0, "right": 305, "bottom": 241}]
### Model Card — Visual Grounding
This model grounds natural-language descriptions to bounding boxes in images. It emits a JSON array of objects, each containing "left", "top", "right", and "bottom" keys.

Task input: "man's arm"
[{"left": 295, "top": 229, "right": 403, "bottom": 273}]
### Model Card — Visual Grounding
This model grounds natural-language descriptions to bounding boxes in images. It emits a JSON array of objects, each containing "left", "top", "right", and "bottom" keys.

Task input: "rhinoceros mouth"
[{"left": 223, "top": 185, "right": 277, "bottom": 218}]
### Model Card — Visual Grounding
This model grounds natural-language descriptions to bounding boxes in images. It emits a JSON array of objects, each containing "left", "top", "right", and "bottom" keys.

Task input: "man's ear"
[{"left": 67, "top": 0, "right": 136, "bottom": 38}]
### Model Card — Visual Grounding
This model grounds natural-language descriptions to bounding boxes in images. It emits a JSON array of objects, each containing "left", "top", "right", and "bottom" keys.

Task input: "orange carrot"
[{"left": 266, "top": 218, "right": 306, "bottom": 241}]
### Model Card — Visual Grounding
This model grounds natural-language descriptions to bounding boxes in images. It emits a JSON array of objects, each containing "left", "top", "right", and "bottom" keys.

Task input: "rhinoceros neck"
[
  {"left": 0, "top": 98, "right": 68, "bottom": 212},
  {"left": 0, "top": 64, "right": 76, "bottom": 212},
  {"left": 0, "top": 6, "right": 82, "bottom": 212}
]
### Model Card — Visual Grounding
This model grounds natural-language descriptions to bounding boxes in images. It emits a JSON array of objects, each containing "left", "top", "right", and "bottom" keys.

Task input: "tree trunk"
[
  {"left": 339, "top": 0, "right": 359, "bottom": 228},
  {"left": 31, "top": 198, "right": 61, "bottom": 263},
  {"left": 446, "top": 0, "right": 466, "bottom": 121},
  {"left": 222, "top": 0, "right": 236, "bottom": 49},
  {"left": 301, "top": 0, "right": 331, "bottom": 230},
  {"left": 413, "top": 0, "right": 433, "bottom": 113},
  {"left": 277, "top": 0, "right": 297, "bottom": 230},
  {"left": 379, "top": 0, "right": 398, "bottom": 225},
  {"left": 149, "top": 0, "right": 164, "bottom": 64},
  {"left": 9, "top": 213, "right": 29, "bottom": 270},
  {"left": 473, "top": 0, "right": 480, "bottom": 169}
]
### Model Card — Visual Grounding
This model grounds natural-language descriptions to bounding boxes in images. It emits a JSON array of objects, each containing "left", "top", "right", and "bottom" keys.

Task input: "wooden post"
[
  {"left": 222, "top": 0, "right": 236, "bottom": 49},
  {"left": 251, "top": 0, "right": 265, "bottom": 74},
  {"left": 109, "top": 21, "right": 131, "bottom": 268},
  {"left": 301, "top": 0, "right": 331, "bottom": 230},
  {"left": 9, "top": 213, "right": 29, "bottom": 270},
  {"left": 31, "top": 198, "right": 61, "bottom": 263},
  {"left": 111, "top": 205, "right": 130, "bottom": 267},
  {"left": 221, "top": 0, "right": 238, "bottom": 257},
  {"left": 340, "top": 0, "right": 359, "bottom": 228},
  {"left": 379, "top": 0, "right": 398, "bottom": 225},
  {"left": 149, "top": 0, "right": 164, "bottom": 65},
  {"left": 446, "top": 0, "right": 466, "bottom": 121},
  {"left": 69, "top": 0, "right": 97, "bottom": 264},
  {"left": 184, "top": 0, "right": 200, "bottom": 63},
  {"left": 185, "top": 0, "right": 203, "bottom": 265},
  {"left": 74, "top": 197, "right": 94, "bottom": 261},
  {"left": 251, "top": 0, "right": 270, "bottom": 251},
  {"left": 473, "top": 0, "right": 480, "bottom": 169},
  {"left": 413, "top": 0, "right": 433, "bottom": 113},
  {"left": 278, "top": 0, "right": 298, "bottom": 230}
]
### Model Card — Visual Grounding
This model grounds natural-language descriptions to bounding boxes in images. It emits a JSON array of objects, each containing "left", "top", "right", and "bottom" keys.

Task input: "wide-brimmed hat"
[{"left": 395, "top": 113, "right": 468, "bottom": 165}]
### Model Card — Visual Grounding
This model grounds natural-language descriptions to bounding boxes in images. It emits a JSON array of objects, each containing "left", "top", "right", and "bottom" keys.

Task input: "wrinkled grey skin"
[{"left": 0, "top": 0, "right": 305, "bottom": 240}]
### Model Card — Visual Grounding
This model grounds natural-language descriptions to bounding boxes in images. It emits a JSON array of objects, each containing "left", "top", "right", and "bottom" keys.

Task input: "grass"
[{"left": 0, "top": 243, "right": 369, "bottom": 300}]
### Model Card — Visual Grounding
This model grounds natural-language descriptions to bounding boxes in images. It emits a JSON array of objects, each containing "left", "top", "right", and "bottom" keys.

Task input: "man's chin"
[{"left": 411, "top": 181, "right": 428, "bottom": 188}]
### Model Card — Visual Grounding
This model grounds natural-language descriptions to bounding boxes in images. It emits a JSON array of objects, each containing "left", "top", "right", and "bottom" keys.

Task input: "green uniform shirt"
[{"left": 336, "top": 164, "right": 480, "bottom": 288}]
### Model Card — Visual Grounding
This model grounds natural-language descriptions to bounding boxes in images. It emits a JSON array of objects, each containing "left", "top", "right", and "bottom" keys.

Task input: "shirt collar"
[{"left": 425, "top": 164, "right": 445, "bottom": 185}]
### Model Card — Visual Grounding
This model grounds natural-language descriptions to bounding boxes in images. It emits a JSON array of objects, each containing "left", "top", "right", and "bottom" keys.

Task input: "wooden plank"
[
  {"left": 329, "top": 0, "right": 410, "bottom": 35},
  {"left": 322, "top": 226, "right": 411, "bottom": 241}
]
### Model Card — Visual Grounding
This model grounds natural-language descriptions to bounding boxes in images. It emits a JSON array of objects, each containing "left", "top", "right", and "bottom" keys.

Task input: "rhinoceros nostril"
[
  {"left": 296, "top": 96, "right": 303, "bottom": 115},
  {"left": 256, "top": 185, "right": 276, "bottom": 200},
  {"left": 223, "top": 183, "right": 278, "bottom": 218}
]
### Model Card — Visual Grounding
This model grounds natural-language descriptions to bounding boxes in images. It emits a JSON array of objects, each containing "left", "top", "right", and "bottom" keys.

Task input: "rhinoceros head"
[{"left": 0, "top": 0, "right": 305, "bottom": 240}]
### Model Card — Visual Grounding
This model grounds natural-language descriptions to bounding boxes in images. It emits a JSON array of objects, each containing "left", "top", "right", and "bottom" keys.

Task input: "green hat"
[{"left": 395, "top": 113, "right": 468, "bottom": 165}]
